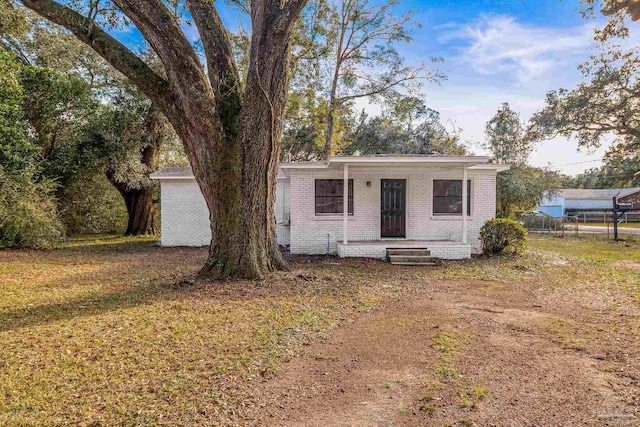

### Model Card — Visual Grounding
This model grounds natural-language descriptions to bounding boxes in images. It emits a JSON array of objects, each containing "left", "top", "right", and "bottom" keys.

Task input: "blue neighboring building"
[{"left": 537, "top": 188, "right": 640, "bottom": 218}]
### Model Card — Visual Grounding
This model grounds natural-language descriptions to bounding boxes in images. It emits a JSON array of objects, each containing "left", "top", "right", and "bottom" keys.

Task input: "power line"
[
  {"left": 558, "top": 159, "right": 603, "bottom": 166},
  {"left": 566, "top": 173, "right": 637, "bottom": 179}
]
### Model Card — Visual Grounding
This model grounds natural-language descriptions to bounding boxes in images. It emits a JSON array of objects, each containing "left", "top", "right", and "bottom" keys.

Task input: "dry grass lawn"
[{"left": 0, "top": 234, "right": 638, "bottom": 426}]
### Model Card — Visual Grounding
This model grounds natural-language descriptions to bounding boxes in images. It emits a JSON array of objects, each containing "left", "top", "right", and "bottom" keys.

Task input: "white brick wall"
[
  {"left": 160, "top": 180, "right": 211, "bottom": 246},
  {"left": 157, "top": 168, "right": 497, "bottom": 257},
  {"left": 159, "top": 178, "right": 291, "bottom": 247},
  {"left": 289, "top": 169, "right": 497, "bottom": 255}
]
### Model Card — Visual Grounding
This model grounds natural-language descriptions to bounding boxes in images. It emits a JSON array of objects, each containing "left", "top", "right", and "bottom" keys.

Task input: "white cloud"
[
  {"left": 336, "top": 15, "right": 616, "bottom": 175},
  {"left": 444, "top": 15, "right": 596, "bottom": 83},
  {"left": 424, "top": 84, "right": 613, "bottom": 175}
]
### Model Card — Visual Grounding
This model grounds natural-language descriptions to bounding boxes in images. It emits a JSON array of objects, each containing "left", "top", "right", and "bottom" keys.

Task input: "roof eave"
[
  {"left": 149, "top": 174, "right": 195, "bottom": 180},
  {"left": 328, "top": 155, "right": 490, "bottom": 165},
  {"left": 281, "top": 156, "right": 498, "bottom": 170}
]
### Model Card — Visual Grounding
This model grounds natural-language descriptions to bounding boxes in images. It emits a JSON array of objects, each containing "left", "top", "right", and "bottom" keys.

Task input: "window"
[
  {"left": 433, "top": 180, "right": 471, "bottom": 215},
  {"left": 315, "top": 179, "right": 354, "bottom": 215}
]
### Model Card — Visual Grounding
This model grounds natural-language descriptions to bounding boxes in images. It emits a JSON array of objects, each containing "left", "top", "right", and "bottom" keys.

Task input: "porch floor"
[{"left": 339, "top": 239, "right": 460, "bottom": 247}]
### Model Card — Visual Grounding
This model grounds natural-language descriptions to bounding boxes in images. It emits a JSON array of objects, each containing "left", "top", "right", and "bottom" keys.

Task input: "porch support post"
[
  {"left": 343, "top": 164, "right": 349, "bottom": 244},
  {"left": 462, "top": 166, "right": 468, "bottom": 244}
]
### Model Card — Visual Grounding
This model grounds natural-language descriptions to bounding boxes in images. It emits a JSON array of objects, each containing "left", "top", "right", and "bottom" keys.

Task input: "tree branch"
[
  {"left": 0, "top": 38, "right": 31, "bottom": 65},
  {"left": 186, "top": 0, "right": 242, "bottom": 137},
  {"left": 281, "top": 0, "right": 310, "bottom": 28},
  {"left": 111, "top": 0, "right": 206, "bottom": 90},
  {"left": 336, "top": 67, "right": 425, "bottom": 102},
  {"left": 21, "top": 0, "right": 170, "bottom": 106},
  {"left": 109, "top": 0, "right": 225, "bottom": 153}
]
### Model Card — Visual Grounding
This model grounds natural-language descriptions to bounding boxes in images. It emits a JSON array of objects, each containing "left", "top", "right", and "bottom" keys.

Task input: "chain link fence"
[
  {"left": 522, "top": 214, "right": 569, "bottom": 236},
  {"left": 564, "top": 211, "right": 640, "bottom": 224},
  {"left": 522, "top": 212, "right": 639, "bottom": 240}
]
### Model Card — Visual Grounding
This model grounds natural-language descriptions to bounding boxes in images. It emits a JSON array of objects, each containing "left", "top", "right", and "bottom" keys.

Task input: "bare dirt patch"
[
  {"left": 615, "top": 260, "right": 640, "bottom": 271},
  {"left": 250, "top": 269, "right": 640, "bottom": 427}
]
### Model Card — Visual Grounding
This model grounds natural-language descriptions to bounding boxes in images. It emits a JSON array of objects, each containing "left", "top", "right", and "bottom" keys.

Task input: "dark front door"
[{"left": 381, "top": 179, "right": 406, "bottom": 238}]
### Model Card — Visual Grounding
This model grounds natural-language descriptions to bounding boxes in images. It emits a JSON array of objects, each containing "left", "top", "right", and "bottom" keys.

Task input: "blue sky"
[
  {"left": 380, "top": 0, "right": 612, "bottom": 175},
  {"left": 113, "top": 0, "right": 626, "bottom": 175}
]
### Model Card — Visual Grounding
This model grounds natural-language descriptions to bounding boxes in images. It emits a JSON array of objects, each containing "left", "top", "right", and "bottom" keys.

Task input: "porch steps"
[{"left": 387, "top": 248, "right": 438, "bottom": 266}]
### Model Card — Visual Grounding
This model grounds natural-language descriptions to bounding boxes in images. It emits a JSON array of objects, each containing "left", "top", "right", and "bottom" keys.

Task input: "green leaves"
[
  {"left": 496, "top": 165, "right": 561, "bottom": 218},
  {"left": 0, "top": 166, "right": 65, "bottom": 248},
  {"left": 20, "top": 65, "right": 95, "bottom": 153},
  {"left": 285, "top": 0, "right": 443, "bottom": 158},
  {"left": 485, "top": 102, "right": 531, "bottom": 165},
  {"left": 528, "top": 47, "right": 640, "bottom": 188},
  {"left": 343, "top": 105, "right": 466, "bottom": 156},
  {"left": 484, "top": 102, "right": 557, "bottom": 217},
  {"left": 0, "top": 51, "right": 36, "bottom": 173},
  {"left": 480, "top": 218, "right": 528, "bottom": 256}
]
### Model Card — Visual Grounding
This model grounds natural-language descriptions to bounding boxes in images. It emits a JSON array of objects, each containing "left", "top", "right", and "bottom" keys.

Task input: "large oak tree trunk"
[
  {"left": 23, "top": 0, "right": 307, "bottom": 279},
  {"left": 198, "top": 18, "right": 289, "bottom": 279},
  {"left": 123, "top": 187, "right": 156, "bottom": 235},
  {"left": 106, "top": 107, "right": 162, "bottom": 236},
  {"left": 107, "top": 181, "right": 157, "bottom": 235}
]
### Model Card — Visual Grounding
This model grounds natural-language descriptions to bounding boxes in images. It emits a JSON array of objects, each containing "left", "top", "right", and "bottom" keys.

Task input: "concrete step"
[
  {"left": 386, "top": 248, "right": 431, "bottom": 257},
  {"left": 388, "top": 255, "right": 438, "bottom": 265},
  {"left": 392, "top": 262, "right": 438, "bottom": 266}
]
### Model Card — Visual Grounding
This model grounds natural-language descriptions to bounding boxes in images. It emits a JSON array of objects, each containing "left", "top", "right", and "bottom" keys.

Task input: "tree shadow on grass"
[
  {"left": 0, "top": 258, "right": 369, "bottom": 333},
  {"left": 0, "top": 274, "right": 191, "bottom": 333}
]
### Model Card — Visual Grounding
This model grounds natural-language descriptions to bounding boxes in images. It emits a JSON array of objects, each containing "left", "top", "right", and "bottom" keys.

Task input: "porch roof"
[
  {"left": 150, "top": 156, "right": 510, "bottom": 180},
  {"left": 280, "top": 155, "right": 510, "bottom": 173}
]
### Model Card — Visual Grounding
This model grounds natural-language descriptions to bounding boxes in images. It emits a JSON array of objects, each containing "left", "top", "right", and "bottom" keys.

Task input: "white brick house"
[{"left": 150, "top": 156, "right": 509, "bottom": 259}]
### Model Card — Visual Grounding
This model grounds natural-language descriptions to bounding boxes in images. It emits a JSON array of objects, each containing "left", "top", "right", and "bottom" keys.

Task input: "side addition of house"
[{"left": 151, "top": 156, "right": 509, "bottom": 260}]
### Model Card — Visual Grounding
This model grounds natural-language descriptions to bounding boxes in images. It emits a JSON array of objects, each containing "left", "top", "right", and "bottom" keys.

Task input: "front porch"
[
  {"left": 333, "top": 157, "right": 477, "bottom": 253},
  {"left": 337, "top": 240, "right": 472, "bottom": 259},
  {"left": 281, "top": 155, "right": 509, "bottom": 257}
]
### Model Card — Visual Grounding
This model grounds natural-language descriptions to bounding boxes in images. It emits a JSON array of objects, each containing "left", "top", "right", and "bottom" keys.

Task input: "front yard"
[{"left": 0, "top": 235, "right": 638, "bottom": 425}]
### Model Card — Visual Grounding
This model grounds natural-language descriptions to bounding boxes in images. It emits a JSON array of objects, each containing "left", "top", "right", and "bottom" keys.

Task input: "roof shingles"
[{"left": 558, "top": 188, "right": 640, "bottom": 199}]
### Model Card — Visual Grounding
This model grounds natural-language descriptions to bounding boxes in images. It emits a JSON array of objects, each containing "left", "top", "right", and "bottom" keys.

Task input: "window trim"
[
  {"left": 314, "top": 179, "right": 354, "bottom": 216},
  {"left": 432, "top": 179, "right": 472, "bottom": 216}
]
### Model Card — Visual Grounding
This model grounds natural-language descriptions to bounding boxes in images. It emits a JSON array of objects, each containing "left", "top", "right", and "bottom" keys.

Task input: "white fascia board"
[
  {"left": 468, "top": 163, "right": 511, "bottom": 172},
  {"left": 328, "top": 156, "right": 490, "bottom": 165},
  {"left": 149, "top": 175, "right": 195, "bottom": 180},
  {"left": 279, "top": 162, "right": 328, "bottom": 169}
]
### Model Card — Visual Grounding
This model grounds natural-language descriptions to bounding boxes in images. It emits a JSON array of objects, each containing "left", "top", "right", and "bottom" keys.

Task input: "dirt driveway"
[{"left": 252, "top": 262, "right": 640, "bottom": 426}]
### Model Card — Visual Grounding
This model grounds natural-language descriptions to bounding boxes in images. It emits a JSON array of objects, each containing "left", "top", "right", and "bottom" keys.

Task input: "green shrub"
[
  {"left": 59, "top": 173, "right": 127, "bottom": 235},
  {"left": 479, "top": 218, "right": 527, "bottom": 255},
  {"left": 0, "top": 168, "right": 65, "bottom": 249}
]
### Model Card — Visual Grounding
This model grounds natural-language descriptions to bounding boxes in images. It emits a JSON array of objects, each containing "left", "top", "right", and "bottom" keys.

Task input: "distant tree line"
[{"left": 0, "top": 5, "right": 185, "bottom": 248}]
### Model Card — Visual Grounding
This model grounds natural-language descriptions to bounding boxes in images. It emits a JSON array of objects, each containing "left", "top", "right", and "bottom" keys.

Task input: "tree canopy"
[
  {"left": 485, "top": 102, "right": 560, "bottom": 217},
  {"left": 16, "top": 0, "right": 311, "bottom": 278},
  {"left": 485, "top": 103, "right": 531, "bottom": 165},
  {"left": 344, "top": 105, "right": 466, "bottom": 156},
  {"left": 1, "top": 7, "right": 186, "bottom": 242},
  {"left": 319, "top": 0, "right": 443, "bottom": 158},
  {"left": 528, "top": 18, "right": 640, "bottom": 188}
]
